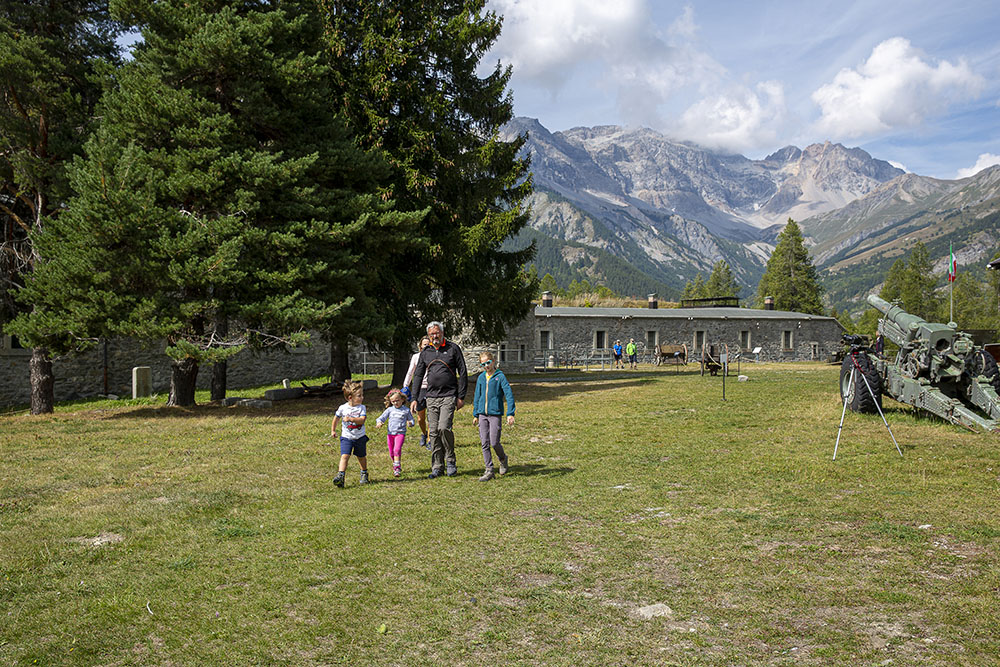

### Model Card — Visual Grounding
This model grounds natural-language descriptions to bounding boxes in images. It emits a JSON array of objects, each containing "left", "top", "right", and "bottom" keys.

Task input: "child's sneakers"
[
  {"left": 393, "top": 463, "right": 401, "bottom": 477},
  {"left": 420, "top": 434, "right": 430, "bottom": 450},
  {"left": 479, "top": 468, "right": 495, "bottom": 482},
  {"left": 333, "top": 471, "right": 345, "bottom": 488},
  {"left": 498, "top": 454, "right": 509, "bottom": 476},
  {"left": 359, "top": 470, "right": 370, "bottom": 485}
]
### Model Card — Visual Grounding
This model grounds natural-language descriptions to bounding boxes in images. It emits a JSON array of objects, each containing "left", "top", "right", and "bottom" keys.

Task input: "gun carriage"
[{"left": 840, "top": 295, "right": 1000, "bottom": 431}]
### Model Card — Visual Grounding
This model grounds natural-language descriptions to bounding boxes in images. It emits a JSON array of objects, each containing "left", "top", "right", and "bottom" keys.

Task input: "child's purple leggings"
[{"left": 387, "top": 433, "right": 405, "bottom": 458}]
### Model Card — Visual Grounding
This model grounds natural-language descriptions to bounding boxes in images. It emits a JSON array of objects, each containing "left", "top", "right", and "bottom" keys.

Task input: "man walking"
[
  {"left": 410, "top": 321, "right": 468, "bottom": 478},
  {"left": 626, "top": 338, "right": 638, "bottom": 369}
]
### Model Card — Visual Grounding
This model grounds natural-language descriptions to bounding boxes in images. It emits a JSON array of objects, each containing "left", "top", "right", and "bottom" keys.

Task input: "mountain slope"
[
  {"left": 801, "top": 166, "right": 1000, "bottom": 312},
  {"left": 505, "top": 117, "right": 904, "bottom": 298}
]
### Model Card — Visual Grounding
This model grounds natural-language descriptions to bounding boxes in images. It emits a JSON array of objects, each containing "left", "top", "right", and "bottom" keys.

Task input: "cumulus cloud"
[
  {"left": 488, "top": 0, "right": 656, "bottom": 90},
  {"left": 676, "top": 81, "right": 787, "bottom": 153},
  {"left": 889, "top": 160, "right": 909, "bottom": 173},
  {"left": 487, "top": 1, "right": 783, "bottom": 151},
  {"left": 956, "top": 153, "right": 1000, "bottom": 178},
  {"left": 812, "top": 37, "right": 984, "bottom": 139}
]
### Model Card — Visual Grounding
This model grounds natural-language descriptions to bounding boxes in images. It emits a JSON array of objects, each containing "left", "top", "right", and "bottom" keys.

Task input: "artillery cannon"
[{"left": 839, "top": 295, "right": 1000, "bottom": 431}]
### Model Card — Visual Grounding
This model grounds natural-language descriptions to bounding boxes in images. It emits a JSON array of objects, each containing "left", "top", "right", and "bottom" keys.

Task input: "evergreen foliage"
[
  {"left": 12, "top": 0, "right": 419, "bottom": 405},
  {"left": 755, "top": 219, "right": 824, "bottom": 314},
  {"left": 1, "top": 0, "right": 120, "bottom": 413},
  {"left": 899, "top": 242, "right": 939, "bottom": 321},
  {"left": 322, "top": 0, "right": 536, "bottom": 363}
]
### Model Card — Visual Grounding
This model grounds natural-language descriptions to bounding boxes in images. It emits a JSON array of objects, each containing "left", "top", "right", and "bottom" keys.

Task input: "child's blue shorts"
[{"left": 340, "top": 435, "right": 368, "bottom": 457}]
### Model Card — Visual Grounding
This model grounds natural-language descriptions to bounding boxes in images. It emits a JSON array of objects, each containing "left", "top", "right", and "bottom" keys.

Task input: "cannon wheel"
[
  {"left": 966, "top": 349, "right": 1000, "bottom": 393},
  {"left": 840, "top": 352, "right": 882, "bottom": 413}
]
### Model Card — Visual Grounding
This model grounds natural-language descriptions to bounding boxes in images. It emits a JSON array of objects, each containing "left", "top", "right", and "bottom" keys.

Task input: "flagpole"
[{"left": 949, "top": 242, "right": 955, "bottom": 323}]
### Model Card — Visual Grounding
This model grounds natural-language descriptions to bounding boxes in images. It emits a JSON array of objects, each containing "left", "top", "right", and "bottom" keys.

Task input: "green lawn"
[{"left": 2, "top": 363, "right": 999, "bottom": 665}]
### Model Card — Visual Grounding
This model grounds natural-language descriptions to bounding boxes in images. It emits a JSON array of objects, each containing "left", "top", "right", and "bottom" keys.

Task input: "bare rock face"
[{"left": 503, "top": 117, "right": 903, "bottom": 296}]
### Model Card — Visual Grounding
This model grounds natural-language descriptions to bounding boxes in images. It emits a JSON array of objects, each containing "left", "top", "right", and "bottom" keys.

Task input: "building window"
[
  {"left": 539, "top": 330, "right": 551, "bottom": 351},
  {"left": 810, "top": 342, "right": 819, "bottom": 360},
  {"left": 499, "top": 343, "right": 508, "bottom": 363},
  {"left": 739, "top": 330, "right": 750, "bottom": 350},
  {"left": 695, "top": 330, "right": 705, "bottom": 350},
  {"left": 594, "top": 330, "right": 607, "bottom": 350},
  {"left": 519, "top": 344, "right": 526, "bottom": 362},
  {"left": 0, "top": 334, "right": 30, "bottom": 356},
  {"left": 782, "top": 330, "right": 793, "bottom": 350},
  {"left": 645, "top": 330, "right": 658, "bottom": 350}
]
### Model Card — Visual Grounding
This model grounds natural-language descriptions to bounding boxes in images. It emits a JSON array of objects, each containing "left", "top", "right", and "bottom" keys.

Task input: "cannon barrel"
[
  {"left": 867, "top": 295, "right": 927, "bottom": 330},
  {"left": 867, "top": 294, "right": 929, "bottom": 345}
]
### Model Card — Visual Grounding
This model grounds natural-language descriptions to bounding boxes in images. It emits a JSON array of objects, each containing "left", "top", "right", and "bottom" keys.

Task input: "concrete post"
[{"left": 132, "top": 366, "right": 152, "bottom": 398}]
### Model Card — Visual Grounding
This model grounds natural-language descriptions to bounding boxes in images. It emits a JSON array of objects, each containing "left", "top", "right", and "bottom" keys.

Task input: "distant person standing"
[
  {"left": 403, "top": 336, "right": 432, "bottom": 449},
  {"left": 626, "top": 338, "right": 637, "bottom": 369},
  {"left": 410, "top": 321, "right": 468, "bottom": 478},
  {"left": 874, "top": 332, "right": 885, "bottom": 356},
  {"left": 613, "top": 339, "right": 623, "bottom": 369}
]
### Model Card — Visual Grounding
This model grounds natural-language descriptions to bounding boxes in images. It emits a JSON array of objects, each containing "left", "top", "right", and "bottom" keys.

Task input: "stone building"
[{"left": 468, "top": 294, "right": 845, "bottom": 373}]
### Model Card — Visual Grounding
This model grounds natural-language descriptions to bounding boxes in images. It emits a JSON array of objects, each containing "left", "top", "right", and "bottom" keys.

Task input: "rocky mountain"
[
  {"left": 505, "top": 117, "right": 904, "bottom": 298},
  {"left": 801, "top": 165, "right": 1000, "bottom": 312}
]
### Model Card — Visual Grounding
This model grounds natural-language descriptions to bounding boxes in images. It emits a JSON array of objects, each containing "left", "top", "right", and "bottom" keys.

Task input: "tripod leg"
[
  {"left": 834, "top": 367, "right": 853, "bottom": 460},
  {"left": 852, "top": 365, "right": 904, "bottom": 458}
]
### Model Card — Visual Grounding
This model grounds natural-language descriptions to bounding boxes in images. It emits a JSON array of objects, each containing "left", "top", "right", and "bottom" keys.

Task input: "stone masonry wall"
[{"left": 0, "top": 336, "right": 330, "bottom": 407}]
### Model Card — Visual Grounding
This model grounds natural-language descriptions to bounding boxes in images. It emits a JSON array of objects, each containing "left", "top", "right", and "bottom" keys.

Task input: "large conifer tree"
[
  {"left": 755, "top": 219, "right": 823, "bottom": 314},
  {"left": 323, "top": 0, "right": 537, "bottom": 384},
  {"left": 1, "top": 1, "right": 119, "bottom": 413},
  {"left": 12, "top": 0, "right": 421, "bottom": 405}
]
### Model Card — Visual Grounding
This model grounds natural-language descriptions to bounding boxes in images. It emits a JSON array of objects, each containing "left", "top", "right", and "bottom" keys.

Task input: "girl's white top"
[{"left": 403, "top": 351, "right": 429, "bottom": 390}]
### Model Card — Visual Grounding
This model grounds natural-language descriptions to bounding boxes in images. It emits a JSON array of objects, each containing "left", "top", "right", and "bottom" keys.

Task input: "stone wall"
[
  {"left": 460, "top": 306, "right": 845, "bottom": 371},
  {"left": 0, "top": 334, "right": 330, "bottom": 407}
]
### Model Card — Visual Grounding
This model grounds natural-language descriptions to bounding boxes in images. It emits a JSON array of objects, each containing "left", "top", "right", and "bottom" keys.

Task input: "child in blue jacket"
[{"left": 472, "top": 351, "right": 515, "bottom": 481}]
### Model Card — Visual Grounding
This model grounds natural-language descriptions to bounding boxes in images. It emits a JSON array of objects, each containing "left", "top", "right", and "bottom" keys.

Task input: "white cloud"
[
  {"left": 888, "top": 160, "right": 909, "bottom": 173},
  {"left": 488, "top": 0, "right": 654, "bottom": 90},
  {"left": 956, "top": 153, "right": 1000, "bottom": 178},
  {"left": 812, "top": 37, "right": 984, "bottom": 139},
  {"left": 676, "top": 81, "right": 786, "bottom": 153},
  {"left": 488, "top": 1, "right": 784, "bottom": 151}
]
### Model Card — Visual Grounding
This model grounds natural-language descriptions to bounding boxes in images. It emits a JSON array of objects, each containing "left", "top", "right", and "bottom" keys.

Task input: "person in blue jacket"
[{"left": 472, "top": 350, "right": 515, "bottom": 481}]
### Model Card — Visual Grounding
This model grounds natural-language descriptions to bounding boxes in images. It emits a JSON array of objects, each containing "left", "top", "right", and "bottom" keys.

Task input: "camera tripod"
[{"left": 834, "top": 350, "right": 904, "bottom": 461}]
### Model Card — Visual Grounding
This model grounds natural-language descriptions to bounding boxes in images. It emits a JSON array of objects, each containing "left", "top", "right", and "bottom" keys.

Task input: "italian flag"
[{"left": 948, "top": 243, "right": 957, "bottom": 282}]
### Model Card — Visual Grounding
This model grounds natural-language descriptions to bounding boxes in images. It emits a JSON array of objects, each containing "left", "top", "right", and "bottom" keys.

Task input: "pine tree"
[
  {"left": 323, "top": 0, "right": 536, "bottom": 384},
  {"left": 682, "top": 274, "right": 706, "bottom": 300},
  {"left": 1, "top": 1, "right": 120, "bottom": 413},
  {"left": 755, "top": 219, "right": 823, "bottom": 314},
  {"left": 704, "top": 260, "right": 741, "bottom": 299},
  {"left": 899, "top": 242, "right": 939, "bottom": 320},
  {"left": 879, "top": 258, "right": 907, "bottom": 303},
  {"left": 12, "top": 0, "right": 420, "bottom": 405},
  {"left": 946, "top": 272, "right": 994, "bottom": 329}
]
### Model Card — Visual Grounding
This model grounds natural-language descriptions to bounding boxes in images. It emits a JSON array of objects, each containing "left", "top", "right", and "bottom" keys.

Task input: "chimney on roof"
[
  {"left": 764, "top": 296, "right": 774, "bottom": 311},
  {"left": 647, "top": 293, "right": 658, "bottom": 309},
  {"left": 541, "top": 291, "right": 553, "bottom": 308}
]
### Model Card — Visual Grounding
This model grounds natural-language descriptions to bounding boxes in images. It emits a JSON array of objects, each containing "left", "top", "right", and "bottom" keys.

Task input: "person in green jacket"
[
  {"left": 472, "top": 351, "right": 515, "bottom": 481},
  {"left": 626, "top": 338, "right": 638, "bottom": 369}
]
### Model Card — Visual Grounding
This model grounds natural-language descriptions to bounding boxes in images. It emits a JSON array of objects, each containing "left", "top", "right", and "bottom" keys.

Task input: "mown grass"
[{"left": 2, "top": 363, "right": 999, "bottom": 665}]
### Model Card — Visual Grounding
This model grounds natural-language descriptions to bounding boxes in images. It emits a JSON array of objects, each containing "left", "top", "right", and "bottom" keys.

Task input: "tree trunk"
[
  {"left": 29, "top": 346, "right": 54, "bottom": 414},
  {"left": 391, "top": 345, "right": 410, "bottom": 389},
  {"left": 210, "top": 360, "right": 227, "bottom": 401},
  {"left": 167, "top": 356, "right": 199, "bottom": 407},
  {"left": 329, "top": 338, "right": 350, "bottom": 385},
  {"left": 210, "top": 314, "right": 228, "bottom": 401}
]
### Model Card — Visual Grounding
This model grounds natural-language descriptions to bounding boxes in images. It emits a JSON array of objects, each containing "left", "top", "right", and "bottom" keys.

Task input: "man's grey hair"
[{"left": 426, "top": 321, "right": 445, "bottom": 334}]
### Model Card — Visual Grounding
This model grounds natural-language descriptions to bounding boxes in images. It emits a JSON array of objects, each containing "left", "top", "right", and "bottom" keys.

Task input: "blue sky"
[{"left": 485, "top": 0, "right": 1000, "bottom": 179}]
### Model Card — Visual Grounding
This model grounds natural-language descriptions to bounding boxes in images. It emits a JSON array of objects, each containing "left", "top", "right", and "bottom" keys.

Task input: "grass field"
[{"left": 2, "top": 363, "right": 999, "bottom": 665}]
